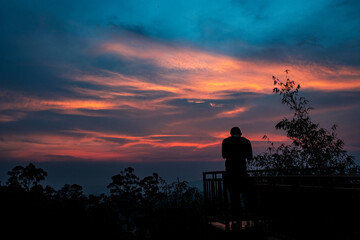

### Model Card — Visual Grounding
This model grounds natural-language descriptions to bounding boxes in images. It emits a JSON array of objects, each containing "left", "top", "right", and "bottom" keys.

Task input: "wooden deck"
[{"left": 203, "top": 169, "right": 360, "bottom": 239}]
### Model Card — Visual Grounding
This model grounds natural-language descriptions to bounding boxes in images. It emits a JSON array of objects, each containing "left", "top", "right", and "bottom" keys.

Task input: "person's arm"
[
  {"left": 222, "top": 139, "right": 227, "bottom": 159},
  {"left": 246, "top": 140, "right": 253, "bottom": 160}
]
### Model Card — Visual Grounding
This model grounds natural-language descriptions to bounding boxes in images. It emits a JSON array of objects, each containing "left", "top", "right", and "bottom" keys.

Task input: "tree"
[
  {"left": 162, "top": 179, "right": 202, "bottom": 209},
  {"left": 57, "top": 184, "right": 84, "bottom": 200},
  {"left": 107, "top": 167, "right": 142, "bottom": 201},
  {"left": 140, "top": 172, "right": 165, "bottom": 207},
  {"left": 106, "top": 167, "right": 205, "bottom": 239},
  {"left": 249, "top": 71, "right": 358, "bottom": 174},
  {"left": 7, "top": 163, "right": 47, "bottom": 191},
  {"left": 106, "top": 167, "right": 142, "bottom": 235}
]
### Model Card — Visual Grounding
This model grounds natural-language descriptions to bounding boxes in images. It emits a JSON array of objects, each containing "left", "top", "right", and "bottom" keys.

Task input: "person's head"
[{"left": 230, "top": 126, "right": 242, "bottom": 137}]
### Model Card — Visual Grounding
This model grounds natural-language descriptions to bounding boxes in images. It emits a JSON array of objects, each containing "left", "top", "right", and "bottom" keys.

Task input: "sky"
[{"left": 1, "top": 0, "right": 360, "bottom": 193}]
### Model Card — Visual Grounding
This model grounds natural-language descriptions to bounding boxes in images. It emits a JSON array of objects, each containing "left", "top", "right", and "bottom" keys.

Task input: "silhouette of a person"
[{"left": 222, "top": 126, "right": 253, "bottom": 221}]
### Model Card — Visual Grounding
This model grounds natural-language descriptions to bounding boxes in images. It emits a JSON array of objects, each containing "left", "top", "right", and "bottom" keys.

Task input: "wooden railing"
[
  {"left": 203, "top": 169, "right": 360, "bottom": 236},
  {"left": 202, "top": 171, "right": 230, "bottom": 230}
]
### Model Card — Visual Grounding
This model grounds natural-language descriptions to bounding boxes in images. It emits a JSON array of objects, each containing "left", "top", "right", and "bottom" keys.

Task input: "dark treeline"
[{"left": 0, "top": 163, "right": 207, "bottom": 239}]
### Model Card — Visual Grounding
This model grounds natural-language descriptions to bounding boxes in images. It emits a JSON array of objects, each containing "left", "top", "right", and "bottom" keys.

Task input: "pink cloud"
[
  {"left": 99, "top": 39, "right": 360, "bottom": 95},
  {"left": 2, "top": 36, "right": 359, "bottom": 162},
  {"left": 216, "top": 106, "right": 249, "bottom": 118}
]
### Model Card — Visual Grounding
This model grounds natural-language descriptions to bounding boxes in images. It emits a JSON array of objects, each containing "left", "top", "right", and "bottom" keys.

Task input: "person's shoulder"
[
  {"left": 240, "top": 137, "right": 251, "bottom": 143},
  {"left": 222, "top": 137, "right": 232, "bottom": 143}
]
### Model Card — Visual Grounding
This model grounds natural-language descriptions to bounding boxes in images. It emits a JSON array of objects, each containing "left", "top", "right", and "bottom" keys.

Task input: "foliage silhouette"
[
  {"left": 57, "top": 183, "right": 85, "bottom": 200},
  {"left": 106, "top": 167, "right": 205, "bottom": 239},
  {"left": 7, "top": 162, "right": 47, "bottom": 191},
  {"left": 248, "top": 71, "right": 359, "bottom": 174},
  {"left": 0, "top": 164, "right": 204, "bottom": 240}
]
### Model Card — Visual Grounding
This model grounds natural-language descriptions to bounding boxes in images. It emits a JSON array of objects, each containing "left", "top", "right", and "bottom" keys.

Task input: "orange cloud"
[
  {"left": 2, "top": 37, "right": 359, "bottom": 162},
  {"left": 68, "top": 129, "right": 217, "bottom": 149},
  {"left": 49, "top": 38, "right": 360, "bottom": 124},
  {"left": 0, "top": 88, "right": 175, "bottom": 117},
  {"left": 216, "top": 106, "right": 249, "bottom": 118},
  {"left": 0, "top": 130, "right": 216, "bottom": 161},
  {"left": 0, "top": 91, "right": 118, "bottom": 111},
  {"left": 43, "top": 99, "right": 118, "bottom": 110},
  {"left": 0, "top": 133, "right": 127, "bottom": 161},
  {"left": 97, "top": 39, "right": 360, "bottom": 96},
  {"left": 101, "top": 41, "right": 243, "bottom": 73}
]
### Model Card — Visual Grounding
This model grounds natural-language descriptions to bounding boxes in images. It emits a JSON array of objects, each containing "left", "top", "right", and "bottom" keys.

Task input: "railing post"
[
  {"left": 202, "top": 172, "right": 207, "bottom": 203},
  {"left": 222, "top": 171, "right": 230, "bottom": 231}
]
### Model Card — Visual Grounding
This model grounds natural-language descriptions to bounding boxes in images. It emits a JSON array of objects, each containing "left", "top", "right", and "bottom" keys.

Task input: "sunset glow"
[{"left": 1, "top": 0, "right": 359, "bottom": 165}]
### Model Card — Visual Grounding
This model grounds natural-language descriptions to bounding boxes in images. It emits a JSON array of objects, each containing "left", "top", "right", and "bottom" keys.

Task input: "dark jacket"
[{"left": 222, "top": 136, "right": 253, "bottom": 175}]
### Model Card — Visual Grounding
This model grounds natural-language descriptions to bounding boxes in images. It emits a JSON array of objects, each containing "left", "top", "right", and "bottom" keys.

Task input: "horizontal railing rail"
[{"left": 203, "top": 169, "right": 360, "bottom": 233}]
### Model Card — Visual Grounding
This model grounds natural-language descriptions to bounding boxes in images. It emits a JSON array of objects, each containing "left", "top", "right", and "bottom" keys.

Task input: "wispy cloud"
[
  {"left": 216, "top": 106, "right": 249, "bottom": 118},
  {"left": 0, "top": 0, "right": 359, "bottom": 163}
]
